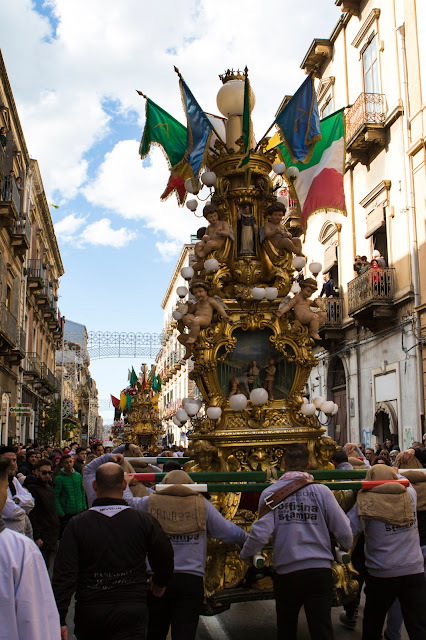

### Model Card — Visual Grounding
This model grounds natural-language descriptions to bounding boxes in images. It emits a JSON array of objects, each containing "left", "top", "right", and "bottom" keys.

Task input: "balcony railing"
[
  {"left": 348, "top": 267, "right": 395, "bottom": 315},
  {"left": 1, "top": 175, "right": 21, "bottom": 214},
  {"left": 0, "top": 303, "right": 18, "bottom": 345},
  {"left": 16, "top": 328, "right": 26, "bottom": 354},
  {"left": 27, "top": 259, "right": 45, "bottom": 281},
  {"left": 11, "top": 216, "right": 31, "bottom": 244},
  {"left": 345, "top": 93, "right": 387, "bottom": 142},
  {"left": 323, "top": 298, "right": 344, "bottom": 326},
  {"left": 23, "top": 352, "right": 42, "bottom": 378},
  {"left": 41, "top": 363, "right": 60, "bottom": 391}
]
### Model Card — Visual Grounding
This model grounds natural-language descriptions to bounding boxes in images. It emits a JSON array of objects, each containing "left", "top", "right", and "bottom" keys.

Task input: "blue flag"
[
  {"left": 176, "top": 68, "right": 214, "bottom": 187},
  {"left": 274, "top": 75, "right": 321, "bottom": 164}
]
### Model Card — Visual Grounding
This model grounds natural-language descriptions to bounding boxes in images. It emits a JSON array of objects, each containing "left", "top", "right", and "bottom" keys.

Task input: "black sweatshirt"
[{"left": 52, "top": 498, "right": 174, "bottom": 625}]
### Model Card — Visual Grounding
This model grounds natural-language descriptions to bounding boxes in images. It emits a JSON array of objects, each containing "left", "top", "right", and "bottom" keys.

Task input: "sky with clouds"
[{"left": 0, "top": 0, "right": 341, "bottom": 426}]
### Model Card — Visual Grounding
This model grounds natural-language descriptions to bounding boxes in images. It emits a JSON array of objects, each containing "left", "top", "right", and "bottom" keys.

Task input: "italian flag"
[{"left": 275, "top": 109, "right": 346, "bottom": 229}]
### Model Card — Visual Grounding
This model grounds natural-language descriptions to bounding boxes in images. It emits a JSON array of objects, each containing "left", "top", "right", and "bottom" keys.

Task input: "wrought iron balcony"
[
  {"left": 10, "top": 216, "right": 31, "bottom": 256},
  {"left": 36, "top": 281, "right": 53, "bottom": 308},
  {"left": 22, "top": 352, "right": 42, "bottom": 378},
  {"left": 0, "top": 175, "right": 20, "bottom": 228},
  {"left": 41, "top": 363, "right": 60, "bottom": 392},
  {"left": 348, "top": 268, "right": 395, "bottom": 321},
  {"left": 319, "top": 298, "right": 344, "bottom": 346},
  {"left": 27, "top": 259, "right": 45, "bottom": 291},
  {"left": 345, "top": 93, "right": 387, "bottom": 164},
  {"left": 0, "top": 303, "right": 18, "bottom": 348}
]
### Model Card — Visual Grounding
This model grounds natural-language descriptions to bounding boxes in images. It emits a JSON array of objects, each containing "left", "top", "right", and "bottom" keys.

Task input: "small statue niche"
[{"left": 237, "top": 202, "right": 257, "bottom": 256}]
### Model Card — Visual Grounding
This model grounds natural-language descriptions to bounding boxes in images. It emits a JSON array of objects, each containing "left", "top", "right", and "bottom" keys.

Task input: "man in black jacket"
[
  {"left": 26, "top": 458, "right": 60, "bottom": 570},
  {"left": 52, "top": 462, "right": 174, "bottom": 640}
]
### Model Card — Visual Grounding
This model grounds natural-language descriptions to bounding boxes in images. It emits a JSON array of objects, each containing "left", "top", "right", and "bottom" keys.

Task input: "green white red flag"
[{"left": 275, "top": 109, "right": 346, "bottom": 229}]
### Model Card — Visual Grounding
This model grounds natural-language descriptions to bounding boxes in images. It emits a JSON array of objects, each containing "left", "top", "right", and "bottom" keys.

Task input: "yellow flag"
[{"left": 119, "top": 392, "right": 127, "bottom": 411}]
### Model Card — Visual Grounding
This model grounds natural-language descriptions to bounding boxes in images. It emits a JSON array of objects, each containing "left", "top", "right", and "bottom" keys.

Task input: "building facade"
[
  {"left": 157, "top": 236, "right": 201, "bottom": 446},
  {"left": 296, "top": 0, "right": 425, "bottom": 448},
  {"left": 56, "top": 320, "right": 101, "bottom": 447},
  {"left": 0, "top": 51, "right": 64, "bottom": 445}
]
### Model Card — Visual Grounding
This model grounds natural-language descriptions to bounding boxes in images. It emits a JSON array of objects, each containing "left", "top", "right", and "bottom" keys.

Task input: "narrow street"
[{"left": 65, "top": 594, "right": 410, "bottom": 639}]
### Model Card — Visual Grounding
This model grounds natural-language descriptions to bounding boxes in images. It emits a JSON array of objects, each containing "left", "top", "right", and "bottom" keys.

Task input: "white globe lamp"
[
  {"left": 217, "top": 79, "right": 255, "bottom": 117},
  {"left": 204, "top": 258, "right": 220, "bottom": 272},
  {"left": 181, "top": 267, "right": 194, "bottom": 280},
  {"left": 300, "top": 403, "right": 316, "bottom": 416},
  {"left": 286, "top": 166, "right": 300, "bottom": 181},
  {"left": 312, "top": 396, "right": 324, "bottom": 409},
  {"left": 252, "top": 287, "right": 265, "bottom": 300},
  {"left": 201, "top": 171, "right": 217, "bottom": 188},
  {"left": 320, "top": 401, "right": 336, "bottom": 415},
  {"left": 207, "top": 407, "right": 222, "bottom": 420},
  {"left": 184, "top": 402, "right": 199, "bottom": 417},
  {"left": 309, "top": 262, "right": 323, "bottom": 277},
  {"left": 176, "top": 286, "right": 188, "bottom": 298},
  {"left": 229, "top": 394, "right": 248, "bottom": 411},
  {"left": 176, "top": 408, "right": 188, "bottom": 423},
  {"left": 272, "top": 162, "right": 286, "bottom": 175},
  {"left": 172, "top": 310, "right": 183, "bottom": 321},
  {"left": 264, "top": 287, "right": 278, "bottom": 301},
  {"left": 186, "top": 199, "right": 198, "bottom": 212},
  {"left": 292, "top": 256, "right": 307, "bottom": 271},
  {"left": 250, "top": 388, "right": 269, "bottom": 406}
]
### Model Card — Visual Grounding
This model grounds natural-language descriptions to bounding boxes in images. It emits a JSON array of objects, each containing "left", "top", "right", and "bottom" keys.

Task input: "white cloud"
[
  {"left": 54, "top": 212, "right": 136, "bottom": 248},
  {"left": 156, "top": 240, "right": 183, "bottom": 261},
  {"left": 54, "top": 213, "right": 87, "bottom": 241},
  {"left": 79, "top": 218, "right": 137, "bottom": 248},
  {"left": 83, "top": 141, "right": 199, "bottom": 246}
]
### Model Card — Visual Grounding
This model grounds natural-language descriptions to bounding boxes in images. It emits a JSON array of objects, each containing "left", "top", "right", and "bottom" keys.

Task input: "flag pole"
[
  {"left": 254, "top": 122, "right": 276, "bottom": 152},
  {"left": 136, "top": 90, "right": 148, "bottom": 99}
]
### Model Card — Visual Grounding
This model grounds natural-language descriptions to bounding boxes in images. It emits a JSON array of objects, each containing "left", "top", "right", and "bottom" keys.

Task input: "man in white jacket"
[
  {"left": 0, "top": 456, "right": 61, "bottom": 640},
  {"left": 0, "top": 446, "right": 34, "bottom": 535}
]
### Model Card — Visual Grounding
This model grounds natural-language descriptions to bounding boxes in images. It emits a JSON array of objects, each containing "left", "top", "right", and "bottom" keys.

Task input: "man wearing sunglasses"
[{"left": 27, "top": 458, "right": 60, "bottom": 570}]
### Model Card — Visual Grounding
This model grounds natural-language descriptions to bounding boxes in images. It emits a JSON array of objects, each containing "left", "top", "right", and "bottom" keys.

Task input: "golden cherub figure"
[
  {"left": 192, "top": 203, "right": 231, "bottom": 272},
  {"left": 177, "top": 281, "right": 230, "bottom": 358},
  {"left": 262, "top": 202, "right": 303, "bottom": 256},
  {"left": 276, "top": 278, "right": 327, "bottom": 340}
]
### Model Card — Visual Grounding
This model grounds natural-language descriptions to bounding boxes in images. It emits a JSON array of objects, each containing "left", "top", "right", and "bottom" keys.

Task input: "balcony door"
[
  {"left": 328, "top": 357, "right": 347, "bottom": 446},
  {"left": 362, "top": 36, "right": 381, "bottom": 119}
]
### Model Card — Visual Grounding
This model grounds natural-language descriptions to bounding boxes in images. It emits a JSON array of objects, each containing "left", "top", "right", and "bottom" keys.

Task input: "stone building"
[
  {"left": 156, "top": 236, "right": 201, "bottom": 446},
  {"left": 56, "top": 319, "right": 101, "bottom": 447},
  {"left": 296, "top": 0, "right": 425, "bottom": 448},
  {"left": 0, "top": 51, "right": 64, "bottom": 445}
]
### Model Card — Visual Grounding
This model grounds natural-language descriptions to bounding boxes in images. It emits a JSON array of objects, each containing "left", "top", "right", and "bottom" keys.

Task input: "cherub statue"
[
  {"left": 177, "top": 281, "right": 230, "bottom": 358},
  {"left": 192, "top": 203, "right": 231, "bottom": 272},
  {"left": 184, "top": 439, "right": 223, "bottom": 473},
  {"left": 260, "top": 202, "right": 303, "bottom": 256},
  {"left": 237, "top": 202, "right": 257, "bottom": 256},
  {"left": 276, "top": 277, "right": 327, "bottom": 340}
]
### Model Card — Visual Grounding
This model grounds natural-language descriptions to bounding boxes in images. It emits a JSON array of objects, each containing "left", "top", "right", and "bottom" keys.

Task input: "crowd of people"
[{"left": 0, "top": 434, "right": 425, "bottom": 640}]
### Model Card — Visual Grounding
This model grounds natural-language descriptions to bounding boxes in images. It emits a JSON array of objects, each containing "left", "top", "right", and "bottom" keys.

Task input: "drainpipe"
[{"left": 396, "top": 23, "right": 424, "bottom": 437}]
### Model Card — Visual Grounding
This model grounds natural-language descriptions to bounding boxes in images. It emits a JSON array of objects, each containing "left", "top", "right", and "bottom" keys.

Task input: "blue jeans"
[{"left": 385, "top": 545, "right": 426, "bottom": 640}]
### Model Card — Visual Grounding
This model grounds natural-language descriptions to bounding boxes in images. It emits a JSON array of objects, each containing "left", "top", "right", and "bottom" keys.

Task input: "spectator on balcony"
[
  {"left": 369, "top": 258, "right": 382, "bottom": 285},
  {"left": 359, "top": 255, "right": 370, "bottom": 275},
  {"left": 372, "top": 249, "right": 387, "bottom": 268},
  {"left": 353, "top": 255, "right": 362, "bottom": 275},
  {"left": 320, "top": 273, "right": 336, "bottom": 298},
  {"left": 0, "top": 126, "right": 6, "bottom": 148},
  {"left": 15, "top": 176, "right": 22, "bottom": 192}
]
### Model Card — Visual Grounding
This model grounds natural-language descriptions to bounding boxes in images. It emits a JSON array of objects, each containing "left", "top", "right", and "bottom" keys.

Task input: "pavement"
[
  {"left": 64, "top": 592, "right": 410, "bottom": 639},
  {"left": 197, "top": 595, "right": 410, "bottom": 638}
]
